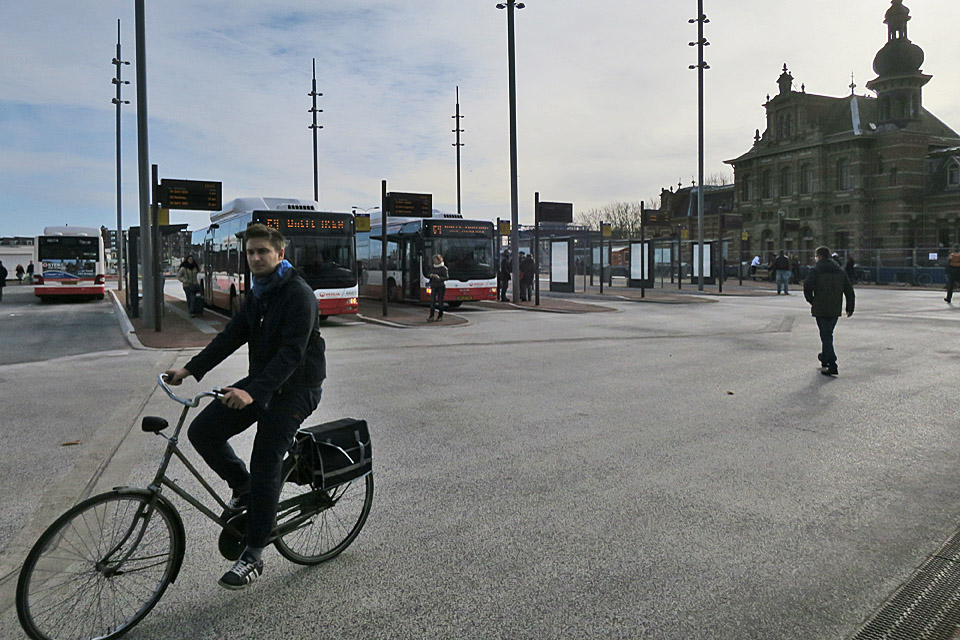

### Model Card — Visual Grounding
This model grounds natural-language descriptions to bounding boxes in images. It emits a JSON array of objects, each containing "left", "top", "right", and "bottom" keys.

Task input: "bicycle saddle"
[{"left": 141, "top": 416, "right": 169, "bottom": 433}]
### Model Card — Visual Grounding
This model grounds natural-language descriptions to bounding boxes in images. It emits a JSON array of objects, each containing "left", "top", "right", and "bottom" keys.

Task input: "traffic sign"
[
  {"left": 386, "top": 192, "right": 432, "bottom": 217},
  {"left": 159, "top": 179, "right": 222, "bottom": 211},
  {"left": 355, "top": 214, "right": 371, "bottom": 232},
  {"left": 538, "top": 201, "right": 573, "bottom": 224}
]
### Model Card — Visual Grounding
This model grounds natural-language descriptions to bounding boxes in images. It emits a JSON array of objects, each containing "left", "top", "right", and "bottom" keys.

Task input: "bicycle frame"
[{"left": 146, "top": 375, "right": 330, "bottom": 544}]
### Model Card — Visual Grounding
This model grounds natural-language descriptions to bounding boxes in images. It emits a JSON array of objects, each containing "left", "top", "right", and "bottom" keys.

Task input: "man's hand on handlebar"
[
  {"left": 162, "top": 368, "right": 192, "bottom": 386},
  {"left": 220, "top": 387, "right": 254, "bottom": 410}
]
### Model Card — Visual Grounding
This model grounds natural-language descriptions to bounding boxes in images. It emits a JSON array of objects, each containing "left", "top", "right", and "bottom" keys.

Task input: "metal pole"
[
  {"left": 112, "top": 19, "right": 130, "bottom": 291},
  {"left": 718, "top": 215, "right": 724, "bottom": 293},
  {"left": 534, "top": 192, "right": 540, "bottom": 305},
  {"left": 134, "top": 0, "right": 154, "bottom": 328},
  {"left": 381, "top": 180, "right": 387, "bottom": 317},
  {"left": 453, "top": 86, "right": 464, "bottom": 215},
  {"left": 691, "top": 0, "right": 708, "bottom": 292},
  {"left": 503, "top": 0, "right": 522, "bottom": 303},
  {"left": 309, "top": 58, "right": 322, "bottom": 203},
  {"left": 599, "top": 222, "right": 604, "bottom": 295},
  {"left": 640, "top": 202, "right": 646, "bottom": 299},
  {"left": 151, "top": 163, "right": 161, "bottom": 331}
]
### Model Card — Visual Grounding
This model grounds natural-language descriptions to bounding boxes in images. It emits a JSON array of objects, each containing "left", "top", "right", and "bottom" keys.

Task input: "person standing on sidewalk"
[
  {"left": 162, "top": 223, "right": 325, "bottom": 590},
  {"left": 26, "top": 260, "right": 34, "bottom": 284},
  {"left": 177, "top": 255, "right": 202, "bottom": 316},
  {"left": 804, "top": 246, "right": 855, "bottom": 377},
  {"left": 945, "top": 244, "right": 960, "bottom": 304},
  {"left": 427, "top": 254, "right": 448, "bottom": 322},
  {"left": 773, "top": 250, "right": 792, "bottom": 295},
  {"left": 0, "top": 261, "right": 7, "bottom": 301},
  {"left": 498, "top": 249, "right": 511, "bottom": 302}
]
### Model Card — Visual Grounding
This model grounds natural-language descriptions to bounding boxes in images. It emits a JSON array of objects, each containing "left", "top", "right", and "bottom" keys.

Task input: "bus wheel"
[
  {"left": 318, "top": 315, "right": 329, "bottom": 321},
  {"left": 446, "top": 301, "right": 462, "bottom": 308},
  {"left": 229, "top": 290, "right": 241, "bottom": 316}
]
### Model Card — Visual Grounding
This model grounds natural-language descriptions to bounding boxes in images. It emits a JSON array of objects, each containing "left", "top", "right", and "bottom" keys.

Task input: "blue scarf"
[{"left": 252, "top": 260, "right": 293, "bottom": 298}]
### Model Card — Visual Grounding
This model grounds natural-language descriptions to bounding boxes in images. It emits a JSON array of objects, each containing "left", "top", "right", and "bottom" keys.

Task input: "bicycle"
[{"left": 16, "top": 374, "right": 374, "bottom": 640}]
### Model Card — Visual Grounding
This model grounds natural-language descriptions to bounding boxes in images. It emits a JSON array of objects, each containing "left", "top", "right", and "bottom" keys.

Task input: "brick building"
[{"left": 725, "top": 0, "right": 960, "bottom": 263}]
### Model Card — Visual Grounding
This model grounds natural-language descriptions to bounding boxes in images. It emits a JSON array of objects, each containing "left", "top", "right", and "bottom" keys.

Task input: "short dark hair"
[
  {"left": 245, "top": 223, "right": 285, "bottom": 252},
  {"left": 815, "top": 246, "right": 831, "bottom": 260}
]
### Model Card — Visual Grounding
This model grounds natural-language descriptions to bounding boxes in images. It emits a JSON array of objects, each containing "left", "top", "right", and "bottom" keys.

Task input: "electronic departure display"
[
  {"left": 258, "top": 214, "right": 353, "bottom": 235},
  {"left": 425, "top": 221, "right": 493, "bottom": 238}
]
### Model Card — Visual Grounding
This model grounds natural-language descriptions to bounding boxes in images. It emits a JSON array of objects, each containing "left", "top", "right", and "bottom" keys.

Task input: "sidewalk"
[{"left": 110, "top": 289, "right": 229, "bottom": 350}]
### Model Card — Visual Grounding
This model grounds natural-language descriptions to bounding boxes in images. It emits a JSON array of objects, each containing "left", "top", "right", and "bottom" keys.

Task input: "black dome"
[{"left": 873, "top": 38, "right": 924, "bottom": 76}]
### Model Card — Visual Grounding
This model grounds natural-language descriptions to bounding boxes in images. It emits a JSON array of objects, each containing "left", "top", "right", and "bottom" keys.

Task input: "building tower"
[{"left": 865, "top": 0, "right": 930, "bottom": 127}]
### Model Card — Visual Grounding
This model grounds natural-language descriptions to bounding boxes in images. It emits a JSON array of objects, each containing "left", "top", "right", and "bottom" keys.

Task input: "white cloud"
[{"left": 0, "top": 0, "right": 958, "bottom": 236}]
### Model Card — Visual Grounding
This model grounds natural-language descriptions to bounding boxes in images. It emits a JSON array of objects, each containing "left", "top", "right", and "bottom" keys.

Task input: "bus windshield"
[
  {"left": 38, "top": 237, "right": 101, "bottom": 277},
  {"left": 287, "top": 236, "right": 357, "bottom": 288},
  {"left": 427, "top": 238, "right": 496, "bottom": 280}
]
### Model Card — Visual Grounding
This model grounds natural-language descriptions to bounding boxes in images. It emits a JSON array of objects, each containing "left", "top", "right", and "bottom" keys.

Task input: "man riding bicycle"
[{"left": 164, "top": 223, "right": 325, "bottom": 589}]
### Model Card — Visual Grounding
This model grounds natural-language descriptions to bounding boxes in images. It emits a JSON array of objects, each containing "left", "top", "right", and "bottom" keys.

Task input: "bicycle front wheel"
[
  {"left": 274, "top": 471, "right": 374, "bottom": 566},
  {"left": 16, "top": 490, "right": 182, "bottom": 640}
]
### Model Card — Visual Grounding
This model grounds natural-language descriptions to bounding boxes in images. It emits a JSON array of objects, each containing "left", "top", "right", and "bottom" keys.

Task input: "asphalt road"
[{"left": 2, "top": 284, "right": 960, "bottom": 639}]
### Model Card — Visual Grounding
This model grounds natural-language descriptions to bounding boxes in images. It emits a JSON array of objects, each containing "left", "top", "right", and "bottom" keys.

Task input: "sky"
[{"left": 1, "top": 0, "right": 958, "bottom": 238}]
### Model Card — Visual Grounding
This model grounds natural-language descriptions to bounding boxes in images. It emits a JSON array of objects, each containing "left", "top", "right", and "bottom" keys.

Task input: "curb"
[{"left": 108, "top": 289, "right": 150, "bottom": 350}]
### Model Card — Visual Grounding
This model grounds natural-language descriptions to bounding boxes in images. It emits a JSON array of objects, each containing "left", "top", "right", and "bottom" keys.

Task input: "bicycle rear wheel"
[
  {"left": 273, "top": 468, "right": 373, "bottom": 566},
  {"left": 16, "top": 490, "right": 182, "bottom": 640}
]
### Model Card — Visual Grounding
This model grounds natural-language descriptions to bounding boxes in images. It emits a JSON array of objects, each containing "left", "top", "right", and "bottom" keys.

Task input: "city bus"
[
  {"left": 33, "top": 226, "right": 106, "bottom": 301},
  {"left": 196, "top": 197, "right": 358, "bottom": 318},
  {"left": 357, "top": 212, "right": 497, "bottom": 305}
]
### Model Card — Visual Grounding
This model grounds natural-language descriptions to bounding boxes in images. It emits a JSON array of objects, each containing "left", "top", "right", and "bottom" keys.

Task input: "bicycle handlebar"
[{"left": 157, "top": 373, "right": 224, "bottom": 408}]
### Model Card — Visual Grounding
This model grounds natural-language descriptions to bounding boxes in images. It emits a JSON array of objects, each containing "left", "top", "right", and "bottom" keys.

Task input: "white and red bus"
[
  {"left": 196, "top": 197, "right": 358, "bottom": 319},
  {"left": 357, "top": 213, "right": 497, "bottom": 306},
  {"left": 33, "top": 226, "right": 106, "bottom": 301}
]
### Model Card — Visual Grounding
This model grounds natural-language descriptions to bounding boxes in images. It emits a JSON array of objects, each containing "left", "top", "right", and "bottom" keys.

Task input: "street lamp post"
[
  {"left": 497, "top": 1, "right": 525, "bottom": 303},
  {"left": 689, "top": 1, "right": 710, "bottom": 291},
  {"left": 452, "top": 86, "right": 464, "bottom": 216},
  {"left": 308, "top": 58, "right": 323, "bottom": 203},
  {"left": 112, "top": 19, "right": 130, "bottom": 291}
]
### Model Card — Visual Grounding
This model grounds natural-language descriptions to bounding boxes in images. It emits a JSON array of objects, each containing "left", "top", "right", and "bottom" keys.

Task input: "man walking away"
[
  {"left": 0, "top": 261, "right": 7, "bottom": 301},
  {"left": 772, "top": 251, "right": 792, "bottom": 295},
  {"left": 945, "top": 244, "right": 960, "bottom": 304},
  {"left": 804, "top": 246, "right": 855, "bottom": 376}
]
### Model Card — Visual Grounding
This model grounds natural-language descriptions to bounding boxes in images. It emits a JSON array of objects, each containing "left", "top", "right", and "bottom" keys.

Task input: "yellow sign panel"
[
  {"left": 741, "top": 231, "right": 749, "bottom": 241},
  {"left": 355, "top": 214, "right": 371, "bottom": 232},
  {"left": 498, "top": 221, "right": 511, "bottom": 236},
  {"left": 681, "top": 229, "right": 690, "bottom": 240},
  {"left": 158, "top": 208, "right": 169, "bottom": 226},
  {"left": 601, "top": 223, "right": 612, "bottom": 238}
]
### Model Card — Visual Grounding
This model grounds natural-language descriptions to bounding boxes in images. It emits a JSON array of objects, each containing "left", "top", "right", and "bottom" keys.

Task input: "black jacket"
[
  {"left": 428, "top": 264, "right": 448, "bottom": 287},
  {"left": 804, "top": 258, "right": 855, "bottom": 318},
  {"left": 185, "top": 266, "right": 325, "bottom": 409},
  {"left": 772, "top": 255, "right": 791, "bottom": 271}
]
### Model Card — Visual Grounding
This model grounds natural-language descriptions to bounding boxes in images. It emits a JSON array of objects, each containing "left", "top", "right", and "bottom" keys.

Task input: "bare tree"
[
  {"left": 704, "top": 171, "right": 732, "bottom": 186},
  {"left": 575, "top": 201, "right": 644, "bottom": 239}
]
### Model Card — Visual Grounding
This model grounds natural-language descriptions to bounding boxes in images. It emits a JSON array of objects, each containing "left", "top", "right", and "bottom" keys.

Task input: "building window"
[
  {"left": 760, "top": 211, "right": 774, "bottom": 221},
  {"left": 743, "top": 212, "right": 754, "bottom": 223},
  {"left": 740, "top": 174, "right": 753, "bottom": 201},
  {"left": 948, "top": 159, "right": 960, "bottom": 187},
  {"left": 889, "top": 167, "right": 898, "bottom": 187},
  {"left": 877, "top": 155, "right": 884, "bottom": 175},
  {"left": 836, "top": 159, "right": 852, "bottom": 190},
  {"left": 779, "top": 167, "right": 791, "bottom": 196},
  {"left": 762, "top": 170, "right": 773, "bottom": 198},
  {"left": 835, "top": 231, "right": 850, "bottom": 250},
  {"left": 800, "top": 163, "right": 813, "bottom": 194}
]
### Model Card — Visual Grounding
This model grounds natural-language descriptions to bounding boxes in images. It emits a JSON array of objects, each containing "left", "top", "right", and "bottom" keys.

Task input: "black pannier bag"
[{"left": 291, "top": 418, "right": 372, "bottom": 490}]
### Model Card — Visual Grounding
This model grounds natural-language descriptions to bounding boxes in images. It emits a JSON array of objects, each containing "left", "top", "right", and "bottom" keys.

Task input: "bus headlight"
[{"left": 34, "top": 275, "right": 44, "bottom": 285}]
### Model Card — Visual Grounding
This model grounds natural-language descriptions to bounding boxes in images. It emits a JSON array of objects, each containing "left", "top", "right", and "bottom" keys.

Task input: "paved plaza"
[{"left": 2, "top": 283, "right": 960, "bottom": 638}]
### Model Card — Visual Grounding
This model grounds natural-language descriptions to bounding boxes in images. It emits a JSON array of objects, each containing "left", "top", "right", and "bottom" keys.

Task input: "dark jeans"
[
  {"left": 429, "top": 285, "right": 445, "bottom": 317},
  {"left": 188, "top": 382, "right": 322, "bottom": 548},
  {"left": 947, "top": 268, "right": 960, "bottom": 302},
  {"left": 497, "top": 274, "right": 510, "bottom": 301},
  {"left": 815, "top": 316, "right": 839, "bottom": 366}
]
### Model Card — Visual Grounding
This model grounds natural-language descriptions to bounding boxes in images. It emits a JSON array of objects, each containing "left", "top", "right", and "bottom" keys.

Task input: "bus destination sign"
[
  {"left": 259, "top": 215, "right": 352, "bottom": 235},
  {"left": 426, "top": 221, "right": 493, "bottom": 238},
  {"left": 160, "top": 179, "right": 222, "bottom": 211},
  {"left": 387, "top": 192, "right": 432, "bottom": 218}
]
